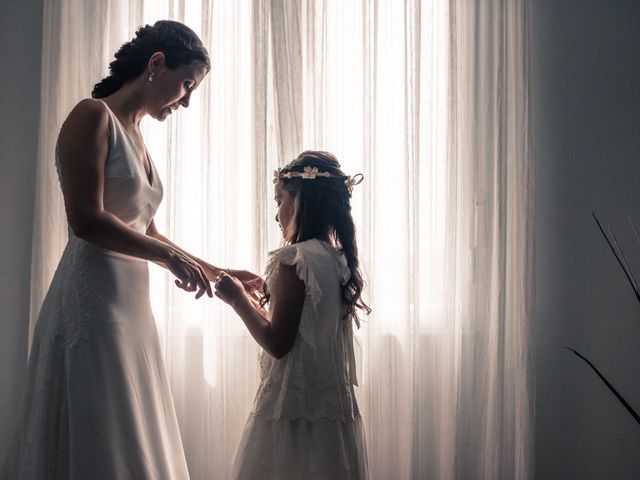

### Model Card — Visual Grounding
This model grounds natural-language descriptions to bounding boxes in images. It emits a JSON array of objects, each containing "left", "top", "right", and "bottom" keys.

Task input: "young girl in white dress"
[{"left": 214, "top": 151, "right": 371, "bottom": 479}]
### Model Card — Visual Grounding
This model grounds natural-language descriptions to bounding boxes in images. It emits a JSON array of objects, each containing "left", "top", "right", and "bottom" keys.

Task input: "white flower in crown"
[
  {"left": 272, "top": 168, "right": 291, "bottom": 183},
  {"left": 273, "top": 165, "right": 334, "bottom": 183},
  {"left": 301, "top": 166, "right": 319, "bottom": 179},
  {"left": 302, "top": 166, "right": 332, "bottom": 180}
]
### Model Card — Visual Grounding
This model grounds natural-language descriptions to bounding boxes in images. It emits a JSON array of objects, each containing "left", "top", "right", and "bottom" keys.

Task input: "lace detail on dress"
[
  {"left": 41, "top": 237, "right": 105, "bottom": 349},
  {"left": 3, "top": 237, "right": 101, "bottom": 477},
  {"left": 253, "top": 348, "right": 359, "bottom": 422},
  {"left": 61, "top": 239, "right": 105, "bottom": 348}
]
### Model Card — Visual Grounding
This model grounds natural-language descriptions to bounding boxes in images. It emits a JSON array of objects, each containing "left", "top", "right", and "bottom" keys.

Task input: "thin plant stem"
[
  {"left": 593, "top": 213, "right": 640, "bottom": 303},
  {"left": 609, "top": 228, "right": 640, "bottom": 299},
  {"left": 565, "top": 347, "right": 640, "bottom": 426},
  {"left": 627, "top": 215, "right": 640, "bottom": 247}
]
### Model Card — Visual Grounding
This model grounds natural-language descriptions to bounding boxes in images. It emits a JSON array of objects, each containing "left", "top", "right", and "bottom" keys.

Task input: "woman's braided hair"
[{"left": 92, "top": 20, "right": 210, "bottom": 98}]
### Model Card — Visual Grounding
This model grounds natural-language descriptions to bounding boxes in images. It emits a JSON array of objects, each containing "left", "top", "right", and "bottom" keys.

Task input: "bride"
[{"left": 2, "top": 20, "right": 258, "bottom": 480}]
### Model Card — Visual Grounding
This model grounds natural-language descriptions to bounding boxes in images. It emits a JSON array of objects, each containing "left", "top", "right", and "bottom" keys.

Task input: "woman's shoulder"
[
  {"left": 67, "top": 98, "right": 110, "bottom": 123},
  {"left": 58, "top": 99, "right": 110, "bottom": 142}
]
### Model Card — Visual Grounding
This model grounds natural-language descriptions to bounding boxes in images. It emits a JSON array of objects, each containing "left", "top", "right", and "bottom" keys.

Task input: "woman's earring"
[{"left": 148, "top": 72, "right": 155, "bottom": 82}]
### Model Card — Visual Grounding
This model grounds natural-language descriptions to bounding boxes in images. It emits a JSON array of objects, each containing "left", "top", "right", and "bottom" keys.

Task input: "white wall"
[
  {"left": 0, "top": 0, "right": 43, "bottom": 456},
  {"left": 533, "top": 0, "right": 640, "bottom": 478}
]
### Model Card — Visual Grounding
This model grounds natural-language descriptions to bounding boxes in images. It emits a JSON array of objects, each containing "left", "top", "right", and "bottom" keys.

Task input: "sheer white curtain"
[{"left": 30, "top": 0, "right": 533, "bottom": 478}]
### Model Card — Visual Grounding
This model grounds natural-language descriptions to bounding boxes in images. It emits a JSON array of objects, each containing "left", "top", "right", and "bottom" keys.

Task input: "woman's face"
[
  {"left": 148, "top": 56, "right": 209, "bottom": 121},
  {"left": 274, "top": 181, "right": 295, "bottom": 240}
]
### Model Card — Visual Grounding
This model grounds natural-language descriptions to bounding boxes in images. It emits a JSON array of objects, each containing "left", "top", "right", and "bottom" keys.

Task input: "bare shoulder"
[
  {"left": 57, "top": 98, "right": 110, "bottom": 171},
  {"left": 72, "top": 97, "right": 109, "bottom": 115},
  {"left": 59, "top": 98, "right": 110, "bottom": 140}
]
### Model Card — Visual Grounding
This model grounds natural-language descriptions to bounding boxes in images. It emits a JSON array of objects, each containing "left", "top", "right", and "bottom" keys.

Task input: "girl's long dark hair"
[
  {"left": 265, "top": 150, "right": 371, "bottom": 327},
  {"left": 92, "top": 20, "right": 210, "bottom": 98}
]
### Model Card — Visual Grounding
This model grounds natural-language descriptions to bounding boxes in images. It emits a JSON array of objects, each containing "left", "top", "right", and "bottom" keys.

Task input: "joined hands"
[{"left": 165, "top": 250, "right": 264, "bottom": 303}]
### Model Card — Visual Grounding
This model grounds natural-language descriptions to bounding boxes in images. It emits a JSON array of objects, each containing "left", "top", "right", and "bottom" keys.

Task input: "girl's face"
[
  {"left": 147, "top": 55, "right": 208, "bottom": 121},
  {"left": 274, "top": 181, "right": 295, "bottom": 240}
]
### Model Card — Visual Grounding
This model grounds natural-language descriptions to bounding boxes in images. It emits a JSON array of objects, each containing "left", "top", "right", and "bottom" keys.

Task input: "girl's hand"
[
  {"left": 214, "top": 272, "right": 249, "bottom": 308},
  {"left": 202, "top": 265, "right": 262, "bottom": 291},
  {"left": 166, "top": 250, "right": 213, "bottom": 299},
  {"left": 204, "top": 264, "right": 264, "bottom": 298},
  {"left": 229, "top": 269, "right": 265, "bottom": 296}
]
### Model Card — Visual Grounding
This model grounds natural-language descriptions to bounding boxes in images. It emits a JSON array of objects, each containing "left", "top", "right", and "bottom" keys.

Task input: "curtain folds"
[{"left": 30, "top": 1, "right": 533, "bottom": 478}]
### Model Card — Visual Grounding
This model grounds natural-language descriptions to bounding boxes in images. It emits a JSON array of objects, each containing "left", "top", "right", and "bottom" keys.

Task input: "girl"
[{"left": 214, "top": 151, "right": 371, "bottom": 479}]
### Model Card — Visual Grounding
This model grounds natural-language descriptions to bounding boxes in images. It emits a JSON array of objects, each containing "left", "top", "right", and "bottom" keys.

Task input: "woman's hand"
[
  {"left": 165, "top": 250, "right": 213, "bottom": 299},
  {"left": 214, "top": 272, "right": 249, "bottom": 309}
]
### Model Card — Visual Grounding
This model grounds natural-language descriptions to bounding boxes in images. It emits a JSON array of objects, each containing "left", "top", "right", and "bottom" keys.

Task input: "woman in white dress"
[
  {"left": 2, "top": 20, "right": 257, "bottom": 479},
  {"left": 214, "top": 151, "right": 371, "bottom": 479}
]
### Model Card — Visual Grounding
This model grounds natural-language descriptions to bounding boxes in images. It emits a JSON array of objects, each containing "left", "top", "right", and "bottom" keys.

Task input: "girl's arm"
[
  {"left": 58, "top": 99, "right": 211, "bottom": 298},
  {"left": 214, "top": 265, "right": 304, "bottom": 359}
]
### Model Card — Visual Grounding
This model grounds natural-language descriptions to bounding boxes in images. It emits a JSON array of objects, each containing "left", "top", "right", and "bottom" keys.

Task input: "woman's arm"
[
  {"left": 214, "top": 265, "right": 304, "bottom": 359},
  {"left": 58, "top": 99, "right": 211, "bottom": 298},
  {"left": 146, "top": 219, "right": 222, "bottom": 277},
  {"left": 146, "top": 220, "right": 264, "bottom": 293}
]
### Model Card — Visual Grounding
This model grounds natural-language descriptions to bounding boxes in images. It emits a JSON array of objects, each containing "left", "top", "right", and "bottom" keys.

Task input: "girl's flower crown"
[{"left": 273, "top": 166, "right": 364, "bottom": 194}]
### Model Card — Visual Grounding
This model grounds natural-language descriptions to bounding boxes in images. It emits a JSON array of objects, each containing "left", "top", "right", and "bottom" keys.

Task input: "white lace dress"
[
  {"left": 1, "top": 100, "right": 190, "bottom": 480},
  {"left": 231, "top": 239, "right": 370, "bottom": 480}
]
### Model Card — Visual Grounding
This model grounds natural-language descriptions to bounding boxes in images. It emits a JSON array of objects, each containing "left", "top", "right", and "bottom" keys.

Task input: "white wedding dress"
[
  {"left": 231, "top": 239, "right": 370, "bottom": 480},
  {"left": 2, "top": 100, "right": 190, "bottom": 480}
]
